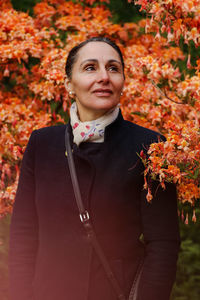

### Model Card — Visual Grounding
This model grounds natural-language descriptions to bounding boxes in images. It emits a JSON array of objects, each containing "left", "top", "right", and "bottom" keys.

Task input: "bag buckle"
[{"left": 80, "top": 211, "right": 90, "bottom": 223}]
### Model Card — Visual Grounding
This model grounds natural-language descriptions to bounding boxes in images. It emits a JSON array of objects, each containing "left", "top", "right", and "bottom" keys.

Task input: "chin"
[
  {"left": 93, "top": 105, "right": 118, "bottom": 113},
  {"left": 92, "top": 100, "right": 119, "bottom": 110}
]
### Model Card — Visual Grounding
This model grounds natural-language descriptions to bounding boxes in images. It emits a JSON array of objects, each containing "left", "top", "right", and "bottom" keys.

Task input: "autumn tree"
[{"left": 0, "top": 0, "right": 199, "bottom": 222}]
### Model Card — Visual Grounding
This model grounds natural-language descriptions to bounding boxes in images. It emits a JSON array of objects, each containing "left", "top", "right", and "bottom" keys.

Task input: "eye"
[
  {"left": 85, "top": 65, "right": 96, "bottom": 71},
  {"left": 108, "top": 65, "right": 119, "bottom": 72}
]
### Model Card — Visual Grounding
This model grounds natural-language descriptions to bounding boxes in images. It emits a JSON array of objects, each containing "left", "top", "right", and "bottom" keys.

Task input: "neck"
[{"left": 76, "top": 104, "right": 110, "bottom": 122}]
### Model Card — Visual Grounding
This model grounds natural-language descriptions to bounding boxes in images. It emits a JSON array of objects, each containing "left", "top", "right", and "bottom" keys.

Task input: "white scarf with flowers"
[{"left": 70, "top": 102, "right": 119, "bottom": 146}]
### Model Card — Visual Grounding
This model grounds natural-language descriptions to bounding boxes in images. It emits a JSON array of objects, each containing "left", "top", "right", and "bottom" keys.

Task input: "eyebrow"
[{"left": 80, "top": 59, "right": 121, "bottom": 67}]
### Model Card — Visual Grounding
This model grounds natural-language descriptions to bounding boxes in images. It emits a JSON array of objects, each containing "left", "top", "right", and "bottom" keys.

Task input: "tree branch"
[{"left": 150, "top": 79, "right": 184, "bottom": 104}]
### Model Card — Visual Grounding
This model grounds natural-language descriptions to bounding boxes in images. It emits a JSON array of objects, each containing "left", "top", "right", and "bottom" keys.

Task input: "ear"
[
  {"left": 64, "top": 78, "right": 69, "bottom": 92},
  {"left": 64, "top": 78, "right": 74, "bottom": 94}
]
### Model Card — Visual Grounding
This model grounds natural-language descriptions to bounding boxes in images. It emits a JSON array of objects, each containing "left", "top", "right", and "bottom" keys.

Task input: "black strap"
[{"left": 65, "top": 126, "right": 127, "bottom": 300}]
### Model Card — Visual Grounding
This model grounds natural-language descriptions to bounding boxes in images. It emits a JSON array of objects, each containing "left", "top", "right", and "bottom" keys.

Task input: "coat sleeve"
[
  {"left": 136, "top": 179, "right": 180, "bottom": 300},
  {"left": 9, "top": 130, "right": 38, "bottom": 300}
]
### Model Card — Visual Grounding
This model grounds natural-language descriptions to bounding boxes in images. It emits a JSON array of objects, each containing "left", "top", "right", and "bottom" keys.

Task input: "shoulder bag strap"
[{"left": 65, "top": 126, "right": 127, "bottom": 300}]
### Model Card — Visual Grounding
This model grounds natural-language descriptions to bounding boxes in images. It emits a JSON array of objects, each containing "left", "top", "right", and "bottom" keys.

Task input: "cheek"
[
  {"left": 114, "top": 79, "right": 124, "bottom": 92},
  {"left": 72, "top": 76, "right": 93, "bottom": 93},
  {"left": 73, "top": 82, "right": 89, "bottom": 94}
]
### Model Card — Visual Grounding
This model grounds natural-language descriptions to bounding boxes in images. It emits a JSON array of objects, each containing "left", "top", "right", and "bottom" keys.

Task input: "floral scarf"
[{"left": 70, "top": 102, "right": 119, "bottom": 146}]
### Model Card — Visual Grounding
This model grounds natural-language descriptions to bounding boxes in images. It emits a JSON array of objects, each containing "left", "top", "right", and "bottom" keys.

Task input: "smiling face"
[{"left": 68, "top": 41, "right": 125, "bottom": 121}]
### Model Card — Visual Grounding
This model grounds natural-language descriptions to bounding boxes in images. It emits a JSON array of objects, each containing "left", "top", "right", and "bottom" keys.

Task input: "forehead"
[{"left": 75, "top": 41, "right": 121, "bottom": 64}]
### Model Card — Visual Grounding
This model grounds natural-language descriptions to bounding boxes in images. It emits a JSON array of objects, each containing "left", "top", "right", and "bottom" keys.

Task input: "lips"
[{"left": 93, "top": 89, "right": 113, "bottom": 96}]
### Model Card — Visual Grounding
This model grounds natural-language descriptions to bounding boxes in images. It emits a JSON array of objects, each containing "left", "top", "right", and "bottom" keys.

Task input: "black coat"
[{"left": 9, "top": 111, "right": 180, "bottom": 300}]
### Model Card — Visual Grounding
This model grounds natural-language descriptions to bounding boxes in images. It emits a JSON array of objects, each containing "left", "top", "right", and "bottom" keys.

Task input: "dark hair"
[{"left": 65, "top": 36, "right": 125, "bottom": 79}]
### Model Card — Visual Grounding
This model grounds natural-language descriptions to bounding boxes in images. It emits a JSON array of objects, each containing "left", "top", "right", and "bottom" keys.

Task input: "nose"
[{"left": 97, "top": 67, "right": 109, "bottom": 83}]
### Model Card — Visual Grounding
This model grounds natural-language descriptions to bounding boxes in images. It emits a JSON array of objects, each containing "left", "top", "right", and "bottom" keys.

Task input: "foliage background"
[{"left": 0, "top": 0, "right": 200, "bottom": 299}]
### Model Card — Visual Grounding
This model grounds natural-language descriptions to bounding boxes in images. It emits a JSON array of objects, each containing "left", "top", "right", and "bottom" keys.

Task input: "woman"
[{"left": 9, "top": 37, "right": 180, "bottom": 300}]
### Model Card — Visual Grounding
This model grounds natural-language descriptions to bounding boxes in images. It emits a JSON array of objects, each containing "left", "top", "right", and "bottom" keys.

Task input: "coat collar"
[{"left": 104, "top": 109, "right": 124, "bottom": 142}]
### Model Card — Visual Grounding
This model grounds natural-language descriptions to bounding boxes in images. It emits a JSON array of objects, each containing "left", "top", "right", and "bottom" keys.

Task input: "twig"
[{"left": 150, "top": 79, "right": 184, "bottom": 104}]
